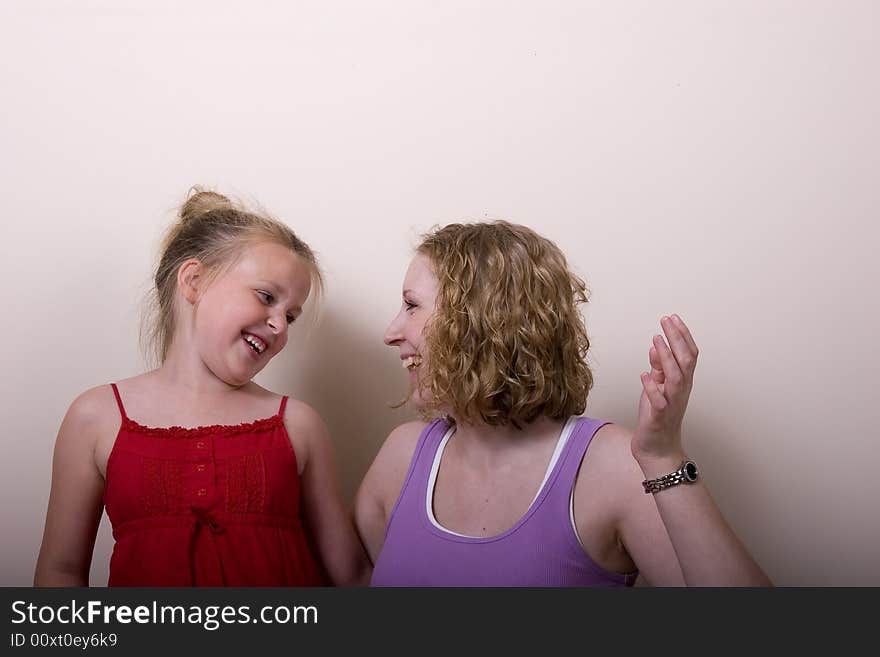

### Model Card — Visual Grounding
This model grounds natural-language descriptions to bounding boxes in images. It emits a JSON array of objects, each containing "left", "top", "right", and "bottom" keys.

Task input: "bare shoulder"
[
  {"left": 282, "top": 397, "right": 327, "bottom": 436},
  {"left": 353, "top": 420, "right": 429, "bottom": 562},
  {"left": 62, "top": 385, "right": 121, "bottom": 442},
  {"left": 360, "top": 420, "right": 428, "bottom": 506},
  {"left": 56, "top": 384, "right": 121, "bottom": 478},
  {"left": 575, "top": 422, "right": 644, "bottom": 515},
  {"left": 374, "top": 420, "right": 428, "bottom": 474},
  {"left": 586, "top": 422, "right": 639, "bottom": 472},
  {"left": 281, "top": 397, "right": 331, "bottom": 472}
]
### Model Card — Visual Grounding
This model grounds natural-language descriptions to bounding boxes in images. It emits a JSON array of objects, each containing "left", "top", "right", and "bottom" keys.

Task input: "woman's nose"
[{"left": 384, "top": 314, "right": 403, "bottom": 346}]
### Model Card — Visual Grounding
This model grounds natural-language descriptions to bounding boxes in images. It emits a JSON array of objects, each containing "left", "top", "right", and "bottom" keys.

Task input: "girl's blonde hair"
[
  {"left": 144, "top": 187, "right": 322, "bottom": 364},
  {"left": 416, "top": 221, "right": 593, "bottom": 427}
]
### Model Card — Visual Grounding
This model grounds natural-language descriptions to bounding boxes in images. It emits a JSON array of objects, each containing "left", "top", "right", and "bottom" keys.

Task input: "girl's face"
[
  {"left": 384, "top": 253, "right": 439, "bottom": 407},
  {"left": 191, "top": 241, "right": 312, "bottom": 387}
]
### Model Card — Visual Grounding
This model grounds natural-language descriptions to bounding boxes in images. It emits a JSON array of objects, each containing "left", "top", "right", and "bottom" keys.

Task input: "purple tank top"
[{"left": 371, "top": 417, "right": 637, "bottom": 587}]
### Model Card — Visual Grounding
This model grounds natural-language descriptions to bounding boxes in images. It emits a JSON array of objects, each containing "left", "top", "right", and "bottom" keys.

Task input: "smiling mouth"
[
  {"left": 242, "top": 332, "right": 267, "bottom": 355},
  {"left": 402, "top": 356, "right": 422, "bottom": 371}
]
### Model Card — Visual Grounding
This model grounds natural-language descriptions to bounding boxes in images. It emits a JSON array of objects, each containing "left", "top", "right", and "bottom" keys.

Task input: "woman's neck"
[{"left": 447, "top": 415, "right": 568, "bottom": 462}]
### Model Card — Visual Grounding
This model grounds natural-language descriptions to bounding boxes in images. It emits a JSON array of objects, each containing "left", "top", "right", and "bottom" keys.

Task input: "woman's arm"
[
  {"left": 34, "top": 388, "right": 110, "bottom": 586},
  {"left": 353, "top": 421, "right": 424, "bottom": 565},
  {"left": 622, "top": 315, "right": 771, "bottom": 586},
  {"left": 286, "top": 401, "right": 372, "bottom": 586}
]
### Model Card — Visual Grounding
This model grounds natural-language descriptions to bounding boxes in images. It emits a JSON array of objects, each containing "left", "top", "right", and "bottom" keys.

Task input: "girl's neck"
[
  {"left": 156, "top": 344, "right": 248, "bottom": 398},
  {"left": 154, "top": 368, "right": 245, "bottom": 396}
]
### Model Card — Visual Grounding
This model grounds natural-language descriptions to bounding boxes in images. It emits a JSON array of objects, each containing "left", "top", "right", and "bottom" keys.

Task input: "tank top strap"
[
  {"left": 385, "top": 419, "right": 450, "bottom": 527},
  {"left": 277, "top": 395, "right": 289, "bottom": 417},
  {"left": 109, "top": 383, "right": 128, "bottom": 421},
  {"left": 545, "top": 417, "right": 610, "bottom": 504}
]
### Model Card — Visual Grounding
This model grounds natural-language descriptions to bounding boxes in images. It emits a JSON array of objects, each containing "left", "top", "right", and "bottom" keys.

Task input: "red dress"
[{"left": 103, "top": 383, "right": 324, "bottom": 586}]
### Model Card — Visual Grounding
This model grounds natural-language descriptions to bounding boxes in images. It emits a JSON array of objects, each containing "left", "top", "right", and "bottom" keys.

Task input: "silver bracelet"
[{"left": 642, "top": 460, "right": 699, "bottom": 494}]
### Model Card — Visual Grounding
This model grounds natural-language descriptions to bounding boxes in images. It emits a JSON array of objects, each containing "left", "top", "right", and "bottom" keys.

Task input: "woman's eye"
[{"left": 404, "top": 300, "right": 417, "bottom": 312}]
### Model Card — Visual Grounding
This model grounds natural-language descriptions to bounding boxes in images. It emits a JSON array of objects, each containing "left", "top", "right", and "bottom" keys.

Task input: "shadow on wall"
[{"left": 263, "top": 304, "right": 417, "bottom": 502}]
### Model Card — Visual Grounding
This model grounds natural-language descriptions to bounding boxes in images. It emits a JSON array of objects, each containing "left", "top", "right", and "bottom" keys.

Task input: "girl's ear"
[{"left": 177, "top": 258, "right": 203, "bottom": 305}]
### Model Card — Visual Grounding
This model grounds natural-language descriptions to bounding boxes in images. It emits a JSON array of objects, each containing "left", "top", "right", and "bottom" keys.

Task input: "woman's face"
[{"left": 384, "top": 253, "right": 439, "bottom": 406}]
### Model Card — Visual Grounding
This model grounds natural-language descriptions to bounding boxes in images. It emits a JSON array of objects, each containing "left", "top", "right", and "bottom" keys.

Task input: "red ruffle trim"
[{"left": 120, "top": 414, "right": 283, "bottom": 438}]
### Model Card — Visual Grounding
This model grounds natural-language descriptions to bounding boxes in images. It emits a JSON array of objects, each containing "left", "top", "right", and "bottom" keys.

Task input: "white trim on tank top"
[{"left": 426, "top": 415, "right": 582, "bottom": 539}]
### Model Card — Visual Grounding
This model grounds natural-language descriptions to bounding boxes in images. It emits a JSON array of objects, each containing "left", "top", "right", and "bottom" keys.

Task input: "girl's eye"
[
  {"left": 258, "top": 290, "right": 274, "bottom": 304},
  {"left": 286, "top": 314, "right": 296, "bottom": 325}
]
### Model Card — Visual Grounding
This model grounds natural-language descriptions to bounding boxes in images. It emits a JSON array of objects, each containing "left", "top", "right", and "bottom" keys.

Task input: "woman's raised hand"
[{"left": 631, "top": 314, "right": 699, "bottom": 466}]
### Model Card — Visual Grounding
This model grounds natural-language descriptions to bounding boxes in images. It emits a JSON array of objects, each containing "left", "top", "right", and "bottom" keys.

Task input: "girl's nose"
[{"left": 267, "top": 312, "right": 285, "bottom": 334}]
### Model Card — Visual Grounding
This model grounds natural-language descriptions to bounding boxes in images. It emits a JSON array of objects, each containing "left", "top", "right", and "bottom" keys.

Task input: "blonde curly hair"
[{"left": 416, "top": 221, "right": 593, "bottom": 427}]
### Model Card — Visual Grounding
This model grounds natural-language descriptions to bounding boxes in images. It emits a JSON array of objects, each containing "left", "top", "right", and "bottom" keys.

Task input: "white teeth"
[
  {"left": 244, "top": 334, "right": 266, "bottom": 354},
  {"left": 402, "top": 356, "right": 422, "bottom": 370}
]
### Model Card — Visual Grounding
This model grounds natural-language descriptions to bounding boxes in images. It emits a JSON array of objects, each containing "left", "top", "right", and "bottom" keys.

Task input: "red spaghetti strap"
[
  {"left": 109, "top": 383, "right": 128, "bottom": 420},
  {"left": 278, "top": 396, "right": 289, "bottom": 418}
]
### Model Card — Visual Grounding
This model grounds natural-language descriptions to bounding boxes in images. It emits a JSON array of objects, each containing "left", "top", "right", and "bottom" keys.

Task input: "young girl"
[
  {"left": 34, "top": 188, "right": 370, "bottom": 586},
  {"left": 356, "top": 221, "right": 771, "bottom": 586}
]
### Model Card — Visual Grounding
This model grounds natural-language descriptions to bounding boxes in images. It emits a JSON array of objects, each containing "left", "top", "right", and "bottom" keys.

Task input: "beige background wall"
[{"left": 1, "top": 1, "right": 877, "bottom": 586}]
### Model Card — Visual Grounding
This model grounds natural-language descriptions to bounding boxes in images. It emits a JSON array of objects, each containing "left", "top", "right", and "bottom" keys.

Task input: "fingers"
[
  {"left": 652, "top": 332, "right": 682, "bottom": 393},
  {"left": 671, "top": 314, "right": 699, "bottom": 359},
  {"left": 660, "top": 315, "right": 697, "bottom": 378},
  {"left": 640, "top": 372, "right": 667, "bottom": 412},
  {"left": 648, "top": 346, "right": 665, "bottom": 384}
]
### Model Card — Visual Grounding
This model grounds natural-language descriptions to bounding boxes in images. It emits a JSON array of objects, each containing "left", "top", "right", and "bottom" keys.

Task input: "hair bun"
[{"left": 180, "top": 186, "right": 234, "bottom": 222}]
